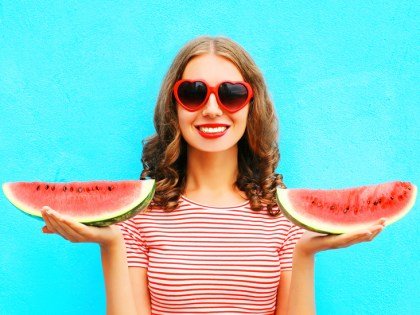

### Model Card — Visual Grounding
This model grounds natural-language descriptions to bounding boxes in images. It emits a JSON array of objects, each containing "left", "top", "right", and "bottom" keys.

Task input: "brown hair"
[{"left": 141, "top": 36, "right": 285, "bottom": 216}]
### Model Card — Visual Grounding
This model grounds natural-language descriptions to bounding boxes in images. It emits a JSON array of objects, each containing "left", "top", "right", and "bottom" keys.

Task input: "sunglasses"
[{"left": 173, "top": 79, "right": 253, "bottom": 113}]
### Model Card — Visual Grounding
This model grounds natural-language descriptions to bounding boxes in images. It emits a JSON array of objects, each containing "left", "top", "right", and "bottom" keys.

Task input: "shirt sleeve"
[
  {"left": 278, "top": 222, "right": 305, "bottom": 271},
  {"left": 116, "top": 218, "right": 149, "bottom": 268}
]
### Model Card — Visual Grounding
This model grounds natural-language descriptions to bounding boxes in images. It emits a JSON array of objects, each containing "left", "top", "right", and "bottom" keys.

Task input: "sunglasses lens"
[
  {"left": 177, "top": 81, "right": 207, "bottom": 109},
  {"left": 218, "top": 83, "right": 249, "bottom": 110}
]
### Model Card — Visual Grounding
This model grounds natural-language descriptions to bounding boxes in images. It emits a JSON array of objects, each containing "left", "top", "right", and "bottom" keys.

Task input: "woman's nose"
[{"left": 202, "top": 93, "right": 223, "bottom": 117}]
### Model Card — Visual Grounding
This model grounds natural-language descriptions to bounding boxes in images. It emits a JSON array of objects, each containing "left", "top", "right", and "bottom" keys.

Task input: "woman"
[{"left": 41, "top": 36, "right": 385, "bottom": 315}]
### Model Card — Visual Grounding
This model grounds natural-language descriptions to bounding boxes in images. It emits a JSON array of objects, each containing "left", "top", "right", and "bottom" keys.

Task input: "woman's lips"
[{"left": 195, "top": 124, "right": 230, "bottom": 138}]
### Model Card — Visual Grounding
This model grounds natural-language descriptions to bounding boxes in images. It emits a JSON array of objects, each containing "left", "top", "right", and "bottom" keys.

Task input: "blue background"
[{"left": 0, "top": 1, "right": 418, "bottom": 314}]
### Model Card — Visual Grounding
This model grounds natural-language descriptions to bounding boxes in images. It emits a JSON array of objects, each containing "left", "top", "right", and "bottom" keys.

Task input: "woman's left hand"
[{"left": 295, "top": 218, "right": 386, "bottom": 256}]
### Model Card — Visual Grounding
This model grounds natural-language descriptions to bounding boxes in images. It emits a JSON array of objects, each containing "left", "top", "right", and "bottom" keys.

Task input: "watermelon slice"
[
  {"left": 276, "top": 181, "right": 416, "bottom": 234},
  {"left": 2, "top": 179, "right": 155, "bottom": 227}
]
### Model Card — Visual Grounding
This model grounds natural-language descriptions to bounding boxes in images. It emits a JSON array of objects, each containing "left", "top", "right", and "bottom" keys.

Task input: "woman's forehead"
[{"left": 182, "top": 54, "right": 244, "bottom": 83}]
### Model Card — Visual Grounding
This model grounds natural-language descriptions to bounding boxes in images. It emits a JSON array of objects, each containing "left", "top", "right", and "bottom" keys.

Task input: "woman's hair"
[{"left": 141, "top": 36, "right": 285, "bottom": 216}]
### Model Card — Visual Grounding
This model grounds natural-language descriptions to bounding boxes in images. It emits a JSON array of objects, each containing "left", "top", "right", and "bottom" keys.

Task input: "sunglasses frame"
[{"left": 173, "top": 79, "right": 254, "bottom": 113}]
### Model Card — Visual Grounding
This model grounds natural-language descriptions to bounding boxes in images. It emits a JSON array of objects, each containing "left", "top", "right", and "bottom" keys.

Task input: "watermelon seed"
[
  {"left": 45, "top": 185, "right": 49, "bottom": 190},
  {"left": 51, "top": 186, "right": 55, "bottom": 191},
  {"left": 70, "top": 187, "right": 73, "bottom": 192},
  {"left": 108, "top": 186, "right": 114, "bottom": 191},
  {"left": 344, "top": 207, "right": 349, "bottom": 213},
  {"left": 36, "top": 185, "right": 40, "bottom": 191},
  {"left": 373, "top": 201, "right": 378, "bottom": 206},
  {"left": 78, "top": 187, "right": 83, "bottom": 193},
  {"left": 96, "top": 186, "right": 100, "bottom": 190},
  {"left": 63, "top": 186, "right": 67, "bottom": 191},
  {"left": 408, "top": 187, "right": 411, "bottom": 190},
  {"left": 330, "top": 205, "right": 335, "bottom": 210},
  {"left": 86, "top": 187, "right": 90, "bottom": 192},
  {"left": 390, "top": 196, "right": 394, "bottom": 200},
  {"left": 311, "top": 200, "right": 315, "bottom": 204}
]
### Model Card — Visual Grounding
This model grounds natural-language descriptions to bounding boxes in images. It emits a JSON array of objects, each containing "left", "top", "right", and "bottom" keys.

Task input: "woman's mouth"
[{"left": 195, "top": 124, "right": 229, "bottom": 138}]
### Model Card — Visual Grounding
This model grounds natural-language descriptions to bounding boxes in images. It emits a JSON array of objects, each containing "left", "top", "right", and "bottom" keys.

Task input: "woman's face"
[{"left": 177, "top": 54, "right": 250, "bottom": 154}]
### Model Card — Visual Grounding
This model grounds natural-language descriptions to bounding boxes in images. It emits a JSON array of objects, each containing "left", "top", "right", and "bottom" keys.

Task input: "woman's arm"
[
  {"left": 100, "top": 236, "right": 138, "bottom": 315},
  {"left": 41, "top": 207, "right": 150, "bottom": 315},
  {"left": 128, "top": 268, "right": 151, "bottom": 315},
  {"left": 276, "top": 219, "right": 385, "bottom": 315}
]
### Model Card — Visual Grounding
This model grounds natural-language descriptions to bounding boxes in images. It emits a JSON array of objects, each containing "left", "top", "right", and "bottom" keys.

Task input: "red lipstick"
[{"left": 195, "top": 124, "right": 230, "bottom": 139}]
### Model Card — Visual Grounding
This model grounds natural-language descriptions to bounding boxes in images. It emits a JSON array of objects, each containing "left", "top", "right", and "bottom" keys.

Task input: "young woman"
[{"left": 40, "top": 36, "right": 385, "bottom": 315}]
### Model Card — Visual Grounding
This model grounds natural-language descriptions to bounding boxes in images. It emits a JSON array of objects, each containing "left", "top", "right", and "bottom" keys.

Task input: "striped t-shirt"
[{"left": 118, "top": 195, "right": 304, "bottom": 315}]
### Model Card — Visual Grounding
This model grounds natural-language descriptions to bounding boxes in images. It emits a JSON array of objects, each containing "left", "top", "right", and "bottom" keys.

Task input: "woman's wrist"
[
  {"left": 294, "top": 242, "right": 317, "bottom": 259},
  {"left": 99, "top": 227, "right": 124, "bottom": 250}
]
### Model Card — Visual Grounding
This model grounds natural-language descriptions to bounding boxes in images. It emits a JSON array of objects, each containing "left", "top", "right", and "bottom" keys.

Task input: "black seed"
[
  {"left": 312, "top": 200, "right": 315, "bottom": 204},
  {"left": 390, "top": 196, "right": 394, "bottom": 200},
  {"left": 408, "top": 187, "right": 411, "bottom": 190},
  {"left": 373, "top": 201, "right": 378, "bottom": 205},
  {"left": 63, "top": 186, "right": 67, "bottom": 191},
  {"left": 344, "top": 207, "right": 349, "bottom": 213},
  {"left": 330, "top": 205, "right": 335, "bottom": 210},
  {"left": 108, "top": 186, "right": 112, "bottom": 191},
  {"left": 36, "top": 185, "right": 40, "bottom": 191},
  {"left": 45, "top": 185, "right": 49, "bottom": 190},
  {"left": 86, "top": 187, "right": 90, "bottom": 192},
  {"left": 96, "top": 186, "right": 100, "bottom": 190},
  {"left": 51, "top": 186, "right": 55, "bottom": 191}
]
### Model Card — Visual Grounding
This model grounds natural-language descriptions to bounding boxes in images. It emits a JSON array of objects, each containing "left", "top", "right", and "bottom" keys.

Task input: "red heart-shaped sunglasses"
[{"left": 173, "top": 79, "right": 254, "bottom": 113}]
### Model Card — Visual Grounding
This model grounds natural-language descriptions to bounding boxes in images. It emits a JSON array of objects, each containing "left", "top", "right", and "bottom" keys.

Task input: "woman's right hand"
[
  {"left": 295, "top": 218, "right": 386, "bottom": 256},
  {"left": 41, "top": 206, "right": 122, "bottom": 247}
]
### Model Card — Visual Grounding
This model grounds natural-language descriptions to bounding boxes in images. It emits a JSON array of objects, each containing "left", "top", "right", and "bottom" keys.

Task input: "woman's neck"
[{"left": 184, "top": 145, "right": 247, "bottom": 206}]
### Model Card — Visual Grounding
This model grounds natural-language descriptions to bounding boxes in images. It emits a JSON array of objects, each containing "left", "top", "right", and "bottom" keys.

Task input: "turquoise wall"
[{"left": 1, "top": 1, "right": 418, "bottom": 314}]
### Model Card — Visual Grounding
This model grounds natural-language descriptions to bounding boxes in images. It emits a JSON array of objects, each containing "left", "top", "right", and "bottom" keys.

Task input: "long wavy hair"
[{"left": 141, "top": 36, "right": 285, "bottom": 216}]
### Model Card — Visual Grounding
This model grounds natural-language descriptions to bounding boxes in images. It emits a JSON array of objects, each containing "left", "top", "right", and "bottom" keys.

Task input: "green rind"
[
  {"left": 276, "top": 184, "right": 417, "bottom": 235},
  {"left": 84, "top": 183, "right": 155, "bottom": 227},
  {"left": 276, "top": 189, "right": 337, "bottom": 234},
  {"left": 2, "top": 180, "right": 156, "bottom": 227}
]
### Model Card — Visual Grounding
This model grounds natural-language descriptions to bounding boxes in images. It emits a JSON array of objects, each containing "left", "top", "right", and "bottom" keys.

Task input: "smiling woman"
[
  {"left": 177, "top": 54, "right": 250, "bottom": 152},
  {"left": 39, "top": 36, "right": 386, "bottom": 315}
]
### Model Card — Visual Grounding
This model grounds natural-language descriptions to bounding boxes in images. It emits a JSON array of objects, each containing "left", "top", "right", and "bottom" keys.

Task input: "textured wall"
[{"left": 0, "top": 1, "right": 418, "bottom": 314}]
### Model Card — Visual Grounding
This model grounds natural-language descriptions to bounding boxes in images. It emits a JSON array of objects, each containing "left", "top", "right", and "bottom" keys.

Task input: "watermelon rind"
[
  {"left": 84, "top": 180, "right": 155, "bottom": 226},
  {"left": 2, "top": 179, "right": 155, "bottom": 227},
  {"left": 276, "top": 183, "right": 417, "bottom": 235}
]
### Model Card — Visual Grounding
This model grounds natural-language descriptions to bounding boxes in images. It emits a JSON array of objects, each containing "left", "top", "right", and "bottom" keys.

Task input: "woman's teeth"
[{"left": 198, "top": 126, "right": 227, "bottom": 133}]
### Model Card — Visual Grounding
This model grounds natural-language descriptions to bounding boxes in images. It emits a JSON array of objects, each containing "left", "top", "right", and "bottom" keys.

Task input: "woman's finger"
[
  {"left": 41, "top": 206, "right": 57, "bottom": 233},
  {"left": 342, "top": 225, "right": 384, "bottom": 246},
  {"left": 42, "top": 208, "right": 81, "bottom": 241},
  {"left": 44, "top": 212, "right": 70, "bottom": 240},
  {"left": 47, "top": 210, "right": 86, "bottom": 242},
  {"left": 42, "top": 226, "right": 53, "bottom": 234}
]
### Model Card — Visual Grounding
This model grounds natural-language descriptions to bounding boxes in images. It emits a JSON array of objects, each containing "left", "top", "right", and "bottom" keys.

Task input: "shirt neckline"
[{"left": 180, "top": 195, "right": 250, "bottom": 209}]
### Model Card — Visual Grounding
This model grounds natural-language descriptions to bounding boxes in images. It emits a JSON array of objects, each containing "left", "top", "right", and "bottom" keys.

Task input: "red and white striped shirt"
[{"left": 118, "top": 196, "right": 303, "bottom": 315}]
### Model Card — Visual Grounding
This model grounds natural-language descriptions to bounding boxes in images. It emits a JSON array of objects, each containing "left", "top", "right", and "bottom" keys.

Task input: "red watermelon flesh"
[
  {"left": 276, "top": 181, "right": 416, "bottom": 234},
  {"left": 2, "top": 180, "right": 155, "bottom": 226}
]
